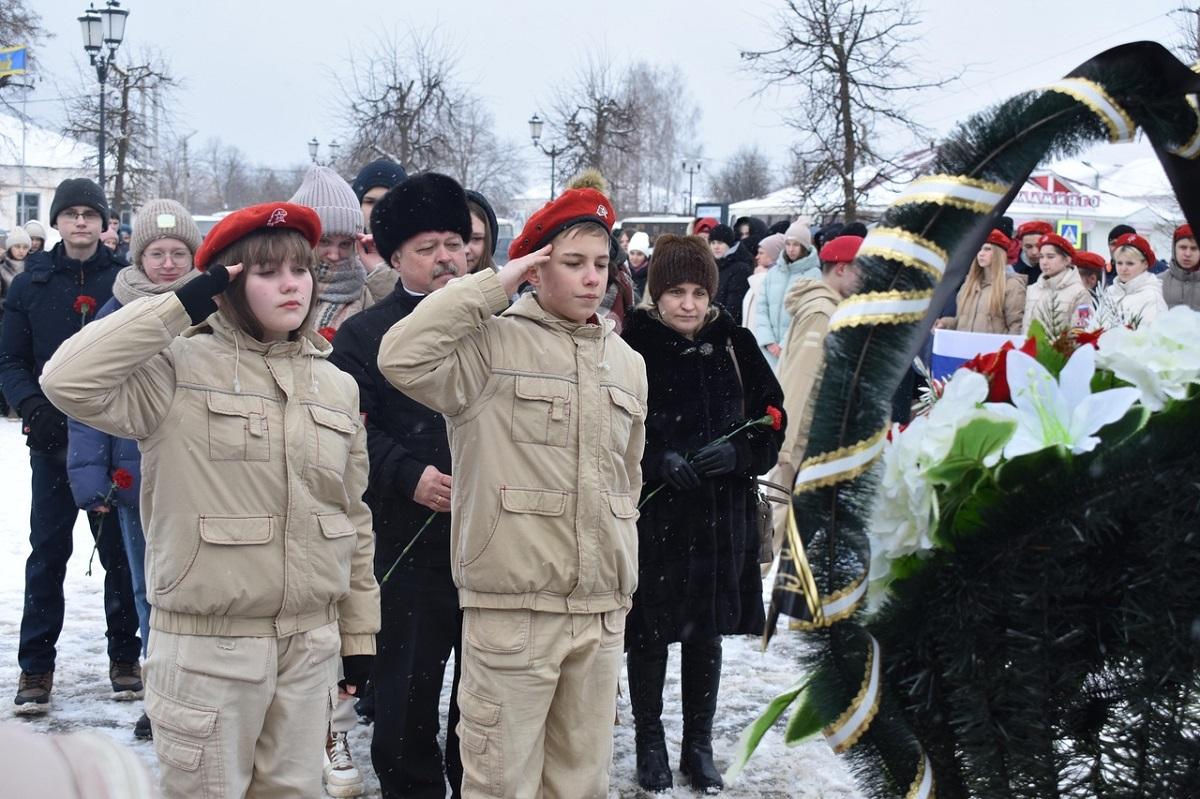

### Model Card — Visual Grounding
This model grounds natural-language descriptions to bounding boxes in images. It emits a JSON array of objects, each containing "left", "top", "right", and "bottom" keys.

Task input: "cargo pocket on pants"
[
  {"left": 146, "top": 687, "right": 219, "bottom": 795},
  {"left": 457, "top": 688, "right": 504, "bottom": 797}
]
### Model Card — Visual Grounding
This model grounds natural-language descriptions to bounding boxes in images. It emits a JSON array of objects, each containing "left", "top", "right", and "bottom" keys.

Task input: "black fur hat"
[{"left": 370, "top": 172, "right": 472, "bottom": 263}]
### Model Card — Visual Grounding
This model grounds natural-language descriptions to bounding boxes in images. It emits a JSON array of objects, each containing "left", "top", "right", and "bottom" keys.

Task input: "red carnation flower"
[
  {"left": 317, "top": 326, "right": 337, "bottom": 342},
  {"left": 1074, "top": 328, "right": 1104, "bottom": 349},
  {"left": 74, "top": 295, "right": 97, "bottom": 316},
  {"left": 112, "top": 468, "right": 134, "bottom": 491},
  {"left": 765, "top": 405, "right": 783, "bottom": 431},
  {"left": 962, "top": 337, "right": 1037, "bottom": 403}
]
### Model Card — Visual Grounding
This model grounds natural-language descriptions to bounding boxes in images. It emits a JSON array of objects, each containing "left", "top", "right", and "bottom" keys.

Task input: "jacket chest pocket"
[
  {"left": 605, "top": 385, "right": 642, "bottom": 454},
  {"left": 308, "top": 405, "right": 356, "bottom": 472},
  {"left": 206, "top": 392, "right": 270, "bottom": 461},
  {"left": 511, "top": 376, "right": 572, "bottom": 447}
]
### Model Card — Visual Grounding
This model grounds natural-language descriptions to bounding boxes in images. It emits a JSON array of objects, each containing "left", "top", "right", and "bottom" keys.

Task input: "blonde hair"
[
  {"left": 1113, "top": 244, "right": 1148, "bottom": 265},
  {"left": 960, "top": 242, "right": 1008, "bottom": 319}
]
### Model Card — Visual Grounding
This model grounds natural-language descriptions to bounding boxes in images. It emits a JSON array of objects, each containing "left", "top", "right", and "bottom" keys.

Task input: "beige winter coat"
[
  {"left": 378, "top": 269, "right": 648, "bottom": 614},
  {"left": 40, "top": 294, "right": 379, "bottom": 656},
  {"left": 777, "top": 279, "right": 841, "bottom": 466},
  {"left": 1107, "top": 270, "right": 1167, "bottom": 325},
  {"left": 938, "top": 272, "right": 1026, "bottom": 334},
  {"left": 1023, "top": 267, "right": 1092, "bottom": 335}
]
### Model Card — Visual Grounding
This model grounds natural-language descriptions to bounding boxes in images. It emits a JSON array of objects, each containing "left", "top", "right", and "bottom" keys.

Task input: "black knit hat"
[
  {"left": 708, "top": 224, "right": 736, "bottom": 247},
  {"left": 370, "top": 172, "right": 472, "bottom": 263},
  {"left": 465, "top": 189, "right": 498, "bottom": 255},
  {"left": 1107, "top": 223, "right": 1137, "bottom": 243},
  {"left": 646, "top": 234, "right": 719, "bottom": 302},
  {"left": 351, "top": 159, "right": 409, "bottom": 202},
  {"left": 50, "top": 178, "right": 109, "bottom": 229}
]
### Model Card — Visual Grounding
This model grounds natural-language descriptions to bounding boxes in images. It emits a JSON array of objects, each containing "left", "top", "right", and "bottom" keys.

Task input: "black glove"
[
  {"left": 20, "top": 396, "right": 67, "bottom": 452},
  {"left": 174, "top": 263, "right": 231, "bottom": 325},
  {"left": 340, "top": 654, "right": 373, "bottom": 695},
  {"left": 661, "top": 450, "right": 701, "bottom": 491},
  {"left": 692, "top": 439, "right": 738, "bottom": 477}
]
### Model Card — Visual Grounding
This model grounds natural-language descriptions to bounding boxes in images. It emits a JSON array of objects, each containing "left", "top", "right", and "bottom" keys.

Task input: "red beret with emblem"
[
  {"left": 1112, "top": 232, "right": 1156, "bottom": 265},
  {"left": 509, "top": 188, "right": 615, "bottom": 260},
  {"left": 986, "top": 229, "right": 1013, "bottom": 249},
  {"left": 1173, "top": 223, "right": 1194, "bottom": 243},
  {"left": 1015, "top": 220, "right": 1054, "bottom": 239},
  {"left": 1073, "top": 250, "right": 1110, "bottom": 272},
  {"left": 818, "top": 235, "right": 864, "bottom": 264},
  {"left": 194, "top": 202, "right": 322, "bottom": 271},
  {"left": 1036, "top": 233, "right": 1077, "bottom": 259}
]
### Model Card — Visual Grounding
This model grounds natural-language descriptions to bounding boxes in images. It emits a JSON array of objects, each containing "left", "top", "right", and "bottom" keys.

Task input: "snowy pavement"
[{"left": 0, "top": 417, "right": 861, "bottom": 797}]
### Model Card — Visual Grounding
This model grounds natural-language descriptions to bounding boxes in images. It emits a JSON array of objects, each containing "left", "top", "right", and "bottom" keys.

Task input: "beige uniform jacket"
[
  {"left": 1023, "top": 268, "right": 1092, "bottom": 335},
  {"left": 939, "top": 273, "right": 1026, "bottom": 334},
  {"left": 777, "top": 279, "right": 841, "bottom": 467},
  {"left": 377, "top": 270, "right": 648, "bottom": 614},
  {"left": 40, "top": 294, "right": 379, "bottom": 656}
]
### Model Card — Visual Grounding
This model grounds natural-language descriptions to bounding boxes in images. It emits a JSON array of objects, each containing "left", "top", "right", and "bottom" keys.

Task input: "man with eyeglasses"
[{"left": 0, "top": 177, "right": 140, "bottom": 716}]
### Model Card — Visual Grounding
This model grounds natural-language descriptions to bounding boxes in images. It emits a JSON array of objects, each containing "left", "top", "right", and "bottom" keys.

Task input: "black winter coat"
[
  {"left": 621, "top": 308, "right": 784, "bottom": 650},
  {"left": 329, "top": 285, "right": 454, "bottom": 602},
  {"left": 714, "top": 246, "right": 753, "bottom": 325},
  {"left": 0, "top": 243, "right": 121, "bottom": 415}
]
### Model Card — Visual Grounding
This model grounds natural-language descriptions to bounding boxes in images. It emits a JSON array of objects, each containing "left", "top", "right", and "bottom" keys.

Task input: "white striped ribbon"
[
  {"left": 859, "top": 228, "right": 948, "bottom": 279},
  {"left": 821, "top": 576, "right": 868, "bottom": 620},
  {"left": 891, "top": 174, "right": 1007, "bottom": 214},
  {"left": 907, "top": 753, "right": 935, "bottom": 799},
  {"left": 1171, "top": 95, "right": 1200, "bottom": 159},
  {"left": 825, "top": 634, "right": 882, "bottom": 753},
  {"left": 1044, "top": 77, "right": 1136, "bottom": 143},
  {"left": 794, "top": 428, "right": 888, "bottom": 492},
  {"left": 829, "top": 292, "right": 932, "bottom": 330}
]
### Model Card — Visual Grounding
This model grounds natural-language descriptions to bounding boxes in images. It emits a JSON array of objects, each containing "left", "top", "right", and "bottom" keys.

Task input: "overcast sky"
[{"left": 18, "top": 0, "right": 1187, "bottom": 189}]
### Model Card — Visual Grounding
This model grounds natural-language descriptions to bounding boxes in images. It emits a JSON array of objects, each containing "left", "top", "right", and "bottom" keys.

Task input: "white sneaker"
[{"left": 323, "top": 731, "right": 364, "bottom": 797}]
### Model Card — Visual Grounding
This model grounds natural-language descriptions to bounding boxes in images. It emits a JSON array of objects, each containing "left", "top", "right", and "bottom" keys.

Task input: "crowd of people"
[{"left": 0, "top": 160, "right": 1194, "bottom": 798}]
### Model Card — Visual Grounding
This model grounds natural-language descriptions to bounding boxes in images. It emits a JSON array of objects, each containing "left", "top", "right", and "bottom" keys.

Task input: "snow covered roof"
[{"left": 0, "top": 113, "right": 93, "bottom": 170}]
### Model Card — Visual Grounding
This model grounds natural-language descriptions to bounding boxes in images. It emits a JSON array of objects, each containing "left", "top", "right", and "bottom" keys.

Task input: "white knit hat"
[
  {"left": 23, "top": 219, "right": 46, "bottom": 241},
  {"left": 6, "top": 227, "right": 31, "bottom": 249},
  {"left": 131, "top": 199, "right": 202, "bottom": 265},
  {"left": 289, "top": 165, "right": 363, "bottom": 237},
  {"left": 628, "top": 231, "right": 651, "bottom": 256}
]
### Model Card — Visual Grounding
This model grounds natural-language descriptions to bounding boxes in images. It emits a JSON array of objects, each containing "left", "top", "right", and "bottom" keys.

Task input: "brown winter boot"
[{"left": 13, "top": 671, "right": 53, "bottom": 715}]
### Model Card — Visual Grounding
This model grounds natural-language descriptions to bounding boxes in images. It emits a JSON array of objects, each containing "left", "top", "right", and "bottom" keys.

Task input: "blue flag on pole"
[{"left": 0, "top": 46, "right": 28, "bottom": 79}]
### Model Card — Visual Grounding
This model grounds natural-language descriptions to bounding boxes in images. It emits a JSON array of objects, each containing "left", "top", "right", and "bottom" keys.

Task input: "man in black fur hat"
[{"left": 329, "top": 172, "right": 471, "bottom": 798}]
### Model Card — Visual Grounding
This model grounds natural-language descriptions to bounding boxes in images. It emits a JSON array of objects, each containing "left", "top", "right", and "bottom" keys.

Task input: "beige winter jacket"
[
  {"left": 1023, "top": 267, "right": 1092, "bottom": 335},
  {"left": 1107, "top": 270, "right": 1167, "bottom": 325},
  {"left": 938, "top": 272, "right": 1026, "bottom": 334},
  {"left": 378, "top": 269, "right": 648, "bottom": 614},
  {"left": 777, "top": 279, "right": 841, "bottom": 466},
  {"left": 40, "top": 294, "right": 379, "bottom": 656}
]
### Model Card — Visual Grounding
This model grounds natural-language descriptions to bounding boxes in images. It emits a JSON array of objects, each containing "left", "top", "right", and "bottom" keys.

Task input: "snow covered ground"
[{"left": 0, "top": 416, "right": 861, "bottom": 797}]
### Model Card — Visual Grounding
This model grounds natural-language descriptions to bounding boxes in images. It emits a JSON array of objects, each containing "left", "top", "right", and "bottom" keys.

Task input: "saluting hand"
[{"left": 497, "top": 244, "right": 552, "bottom": 296}]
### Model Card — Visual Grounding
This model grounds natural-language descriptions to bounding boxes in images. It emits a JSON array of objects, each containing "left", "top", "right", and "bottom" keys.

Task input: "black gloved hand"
[
  {"left": 174, "top": 263, "right": 231, "bottom": 325},
  {"left": 20, "top": 396, "right": 67, "bottom": 452},
  {"left": 340, "top": 654, "right": 374, "bottom": 695},
  {"left": 661, "top": 450, "right": 701, "bottom": 491},
  {"left": 692, "top": 439, "right": 738, "bottom": 477}
]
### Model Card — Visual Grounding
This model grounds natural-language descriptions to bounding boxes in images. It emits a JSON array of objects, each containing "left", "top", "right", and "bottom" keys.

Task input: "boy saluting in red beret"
[{"left": 379, "top": 184, "right": 648, "bottom": 797}]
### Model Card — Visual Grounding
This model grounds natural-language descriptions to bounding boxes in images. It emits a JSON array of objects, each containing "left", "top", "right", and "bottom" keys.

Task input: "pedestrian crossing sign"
[{"left": 1056, "top": 219, "right": 1082, "bottom": 246}]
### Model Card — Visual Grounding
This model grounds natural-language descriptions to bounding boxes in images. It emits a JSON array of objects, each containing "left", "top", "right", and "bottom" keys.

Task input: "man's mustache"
[{"left": 432, "top": 264, "right": 459, "bottom": 279}]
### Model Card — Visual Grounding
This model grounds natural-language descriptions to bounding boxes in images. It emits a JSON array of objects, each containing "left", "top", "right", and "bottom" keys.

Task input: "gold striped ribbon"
[
  {"left": 1043, "top": 77, "right": 1136, "bottom": 143},
  {"left": 823, "top": 634, "right": 882, "bottom": 753},
  {"left": 890, "top": 174, "right": 1007, "bottom": 214},
  {"left": 829, "top": 291, "right": 933, "bottom": 331},
  {"left": 859, "top": 227, "right": 949, "bottom": 280}
]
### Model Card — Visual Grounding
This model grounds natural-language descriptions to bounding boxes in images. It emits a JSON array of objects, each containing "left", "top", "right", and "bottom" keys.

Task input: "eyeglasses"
[
  {"left": 59, "top": 210, "right": 102, "bottom": 223},
  {"left": 142, "top": 249, "right": 192, "bottom": 265}
]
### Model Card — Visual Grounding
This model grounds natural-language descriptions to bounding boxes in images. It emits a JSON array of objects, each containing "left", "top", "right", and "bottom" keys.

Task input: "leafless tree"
[
  {"left": 198, "top": 137, "right": 250, "bottom": 212},
  {"left": 440, "top": 97, "right": 527, "bottom": 212},
  {"left": 741, "top": 0, "right": 952, "bottom": 220},
  {"left": 62, "top": 49, "right": 177, "bottom": 215},
  {"left": 1171, "top": 5, "right": 1200, "bottom": 64},
  {"left": 709, "top": 145, "right": 775, "bottom": 204},
  {"left": 0, "top": 1, "right": 48, "bottom": 93}
]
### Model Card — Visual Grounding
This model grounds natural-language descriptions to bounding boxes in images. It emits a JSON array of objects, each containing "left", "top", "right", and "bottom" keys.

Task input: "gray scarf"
[
  {"left": 112, "top": 264, "right": 200, "bottom": 305},
  {"left": 316, "top": 257, "right": 368, "bottom": 304}
]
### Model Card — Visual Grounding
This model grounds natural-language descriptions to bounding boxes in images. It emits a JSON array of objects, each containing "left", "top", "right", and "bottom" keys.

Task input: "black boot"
[
  {"left": 680, "top": 637, "right": 724, "bottom": 793},
  {"left": 627, "top": 647, "right": 673, "bottom": 793}
]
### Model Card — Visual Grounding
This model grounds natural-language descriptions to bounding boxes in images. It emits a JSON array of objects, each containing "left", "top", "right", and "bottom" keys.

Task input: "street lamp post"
[
  {"left": 682, "top": 159, "right": 702, "bottom": 216},
  {"left": 528, "top": 113, "right": 569, "bottom": 200},
  {"left": 308, "top": 137, "right": 340, "bottom": 166},
  {"left": 78, "top": 1, "right": 129, "bottom": 190}
]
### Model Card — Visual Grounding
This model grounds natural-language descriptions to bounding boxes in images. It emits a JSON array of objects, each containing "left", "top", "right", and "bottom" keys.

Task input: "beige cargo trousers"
[{"left": 457, "top": 607, "right": 626, "bottom": 798}]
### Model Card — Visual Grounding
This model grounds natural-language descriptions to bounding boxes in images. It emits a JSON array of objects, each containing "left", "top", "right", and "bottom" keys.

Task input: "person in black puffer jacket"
[{"left": 708, "top": 224, "right": 752, "bottom": 325}]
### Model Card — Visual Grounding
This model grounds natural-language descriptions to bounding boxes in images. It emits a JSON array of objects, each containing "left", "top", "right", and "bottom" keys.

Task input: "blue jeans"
[
  {"left": 117, "top": 504, "right": 150, "bottom": 657},
  {"left": 18, "top": 449, "right": 141, "bottom": 674}
]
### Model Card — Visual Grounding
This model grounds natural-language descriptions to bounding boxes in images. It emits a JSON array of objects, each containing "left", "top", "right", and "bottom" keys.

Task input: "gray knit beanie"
[
  {"left": 131, "top": 199, "right": 202, "bottom": 265},
  {"left": 6, "top": 227, "right": 31, "bottom": 249},
  {"left": 289, "top": 165, "right": 363, "bottom": 238}
]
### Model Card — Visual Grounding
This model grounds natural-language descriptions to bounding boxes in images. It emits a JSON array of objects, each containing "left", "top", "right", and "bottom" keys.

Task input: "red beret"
[
  {"left": 1174, "top": 223, "right": 1194, "bottom": 243},
  {"left": 985, "top": 229, "right": 1013, "bottom": 249},
  {"left": 693, "top": 217, "right": 719, "bottom": 234},
  {"left": 1073, "top": 251, "right": 1110, "bottom": 272},
  {"left": 818, "top": 235, "right": 864, "bottom": 264},
  {"left": 1015, "top": 220, "right": 1054, "bottom": 239},
  {"left": 1112, "top": 232, "right": 1156, "bottom": 265},
  {"left": 194, "top": 202, "right": 321, "bottom": 271},
  {"left": 509, "top": 188, "right": 615, "bottom": 260},
  {"left": 1036, "top": 233, "right": 1077, "bottom": 260}
]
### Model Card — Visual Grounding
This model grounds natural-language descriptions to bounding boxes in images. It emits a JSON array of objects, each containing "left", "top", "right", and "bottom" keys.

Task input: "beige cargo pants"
[
  {"left": 142, "top": 622, "right": 341, "bottom": 799},
  {"left": 457, "top": 607, "right": 625, "bottom": 798}
]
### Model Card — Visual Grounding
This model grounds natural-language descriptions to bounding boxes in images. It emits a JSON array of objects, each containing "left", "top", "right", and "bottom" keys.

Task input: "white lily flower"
[
  {"left": 1096, "top": 304, "right": 1200, "bottom": 411},
  {"left": 987, "top": 345, "right": 1139, "bottom": 459}
]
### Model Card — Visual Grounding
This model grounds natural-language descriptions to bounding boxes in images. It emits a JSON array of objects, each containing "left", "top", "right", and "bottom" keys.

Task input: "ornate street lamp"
[
  {"left": 308, "top": 138, "right": 340, "bottom": 166},
  {"left": 528, "top": 113, "right": 569, "bottom": 201},
  {"left": 78, "top": 1, "right": 129, "bottom": 189}
]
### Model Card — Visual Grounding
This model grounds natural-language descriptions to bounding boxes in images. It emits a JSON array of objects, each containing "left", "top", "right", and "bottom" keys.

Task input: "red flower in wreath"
[
  {"left": 962, "top": 337, "right": 1038, "bottom": 403},
  {"left": 112, "top": 468, "right": 134, "bottom": 491},
  {"left": 1073, "top": 328, "right": 1104, "bottom": 349},
  {"left": 74, "top": 295, "right": 97, "bottom": 316},
  {"left": 317, "top": 326, "right": 337, "bottom": 342},
  {"left": 765, "top": 405, "right": 783, "bottom": 431}
]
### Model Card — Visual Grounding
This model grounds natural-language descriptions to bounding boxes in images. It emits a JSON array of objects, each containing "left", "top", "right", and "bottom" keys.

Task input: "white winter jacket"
[{"left": 1107, "top": 270, "right": 1167, "bottom": 326}]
